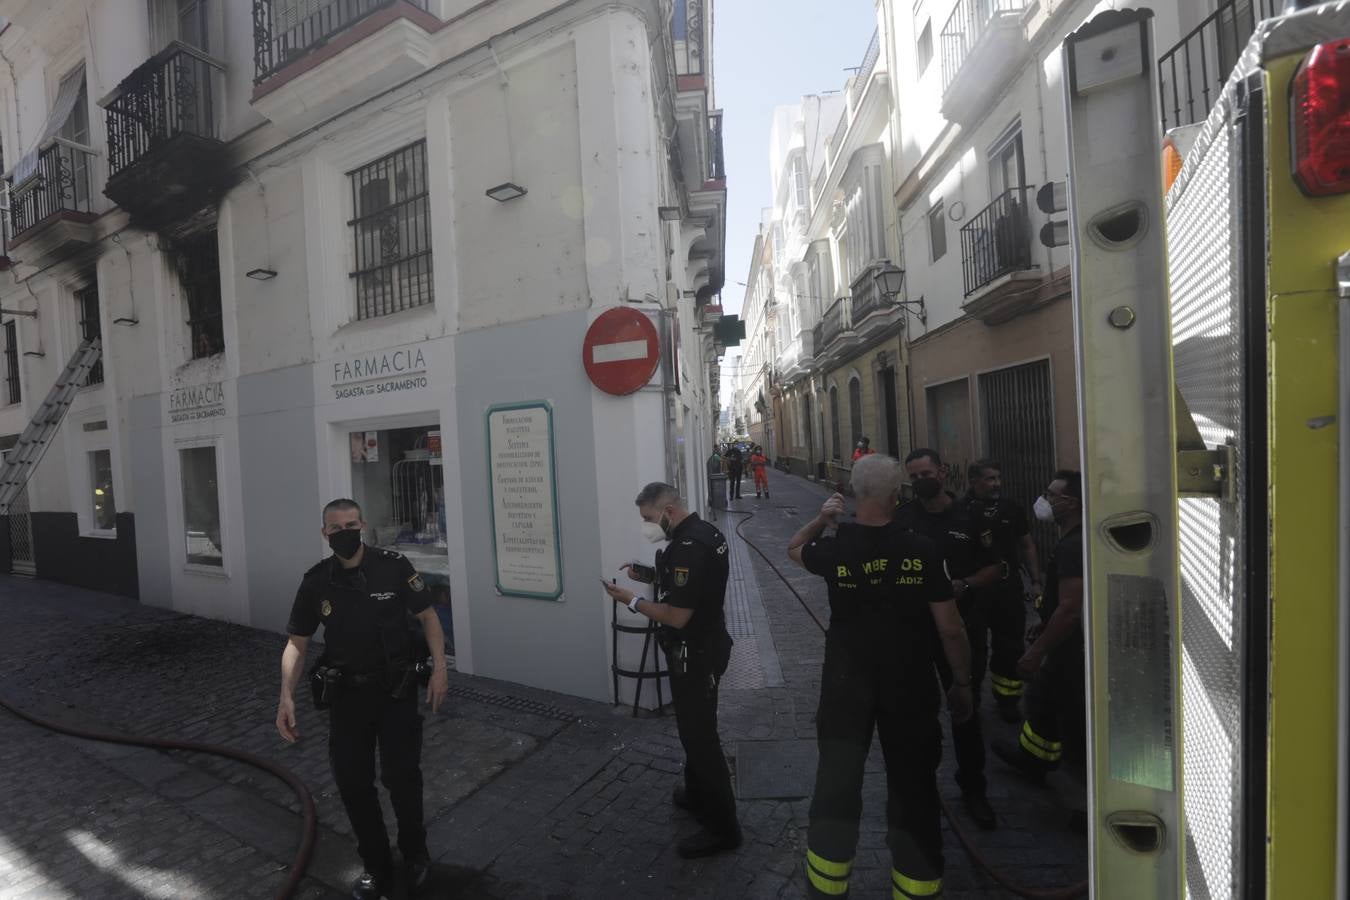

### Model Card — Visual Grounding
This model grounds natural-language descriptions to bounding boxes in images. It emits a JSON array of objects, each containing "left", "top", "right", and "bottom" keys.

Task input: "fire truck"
[{"left": 1055, "top": 2, "right": 1349, "bottom": 897}]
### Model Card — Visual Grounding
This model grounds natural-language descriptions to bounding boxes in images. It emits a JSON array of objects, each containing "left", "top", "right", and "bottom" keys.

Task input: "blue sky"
[{"left": 713, "top": 0, "right": 879, "bottom": 321}]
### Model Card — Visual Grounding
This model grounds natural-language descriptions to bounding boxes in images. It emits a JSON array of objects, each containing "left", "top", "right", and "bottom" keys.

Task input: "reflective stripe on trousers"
[
  {"left": 893, "top": 868, "right": 943, "bottom": 898},
  {"left": 990, "top": 672, "right": 1024, "bottom": 697},
  {"left": 806, "top": 849, "right": 852, "bottom": 896},
  {"left": 1018, "top": 720, "right": 1063, "bottom": 763}
]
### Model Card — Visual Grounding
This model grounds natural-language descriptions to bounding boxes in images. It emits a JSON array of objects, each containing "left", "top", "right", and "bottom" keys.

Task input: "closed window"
[
  {"left": 90, "top": 449, "right": 116, "bottom": 531},
  {"left": 348, "top": 140, "right": 433, "bottom": 320},
  {"left": 181, "top": 446, "right": 223, "bottom": 567},
  {"left": 928, "top": 202, "right": 947, "bottom": 262},
  {"left": 4, "top": 321, "right": 19, "bottom": 405},
  {"left": 75, "top": 283, "right": 103, "bottom": 386},
  {"left": 916, "top": 21, "right": 933, "bottom": 76}
]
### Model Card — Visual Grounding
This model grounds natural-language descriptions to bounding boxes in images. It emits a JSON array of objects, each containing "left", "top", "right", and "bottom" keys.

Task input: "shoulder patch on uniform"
[
  {"left": 408, "top": 572, "right": 426, "bottom": 592},
  {"left": 674, "top": 567, "right": 690, "bottom": 587},
  {"left": 376, "top": 547, "right": 402, "bottom": 559}
]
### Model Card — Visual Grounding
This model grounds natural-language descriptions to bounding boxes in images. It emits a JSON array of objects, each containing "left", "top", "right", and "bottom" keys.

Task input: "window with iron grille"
[
  {"left": 4, "top": 321, "right": 18, "bottom": 405},
  {"left": 75, "top": 283, "right": 103, "bottom": 386},
  {"left": 175, "top": 231, "right": 224, "bottom": 359},
  {"left": 348, "top": 141, "right": 433, "bottom": 320},
  {"left": 928, "top": 201, "right": 947, "bottom": 261}
]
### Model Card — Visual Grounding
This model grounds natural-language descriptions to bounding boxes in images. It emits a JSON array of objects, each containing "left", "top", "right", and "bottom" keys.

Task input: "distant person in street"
[
  {"left": 851, "top": 437, "right": 875, "bottom": 462},
  {"left": 962, "top": 459, "right": 1043, "bottom": 722},
  {"left": 277, "top": 498, "right": 449, "bottom": 900},
  {"left": 603, "top": 483, "right": 741, "bottom": 858},
  {"left": 894, "top": 448, "right": 1004, "bottom": 831},
  {"left": 995, "top": 471, "right": 1085, "bottom": 784},
  {"left": 725, "top": 444, "right": 744, "bottom": 500},
  {"left": 749, "top": 445, "right": 770, "bottom": 498},
  {"left": 788, "top": 455, "right": 972, "bottom": 900}
]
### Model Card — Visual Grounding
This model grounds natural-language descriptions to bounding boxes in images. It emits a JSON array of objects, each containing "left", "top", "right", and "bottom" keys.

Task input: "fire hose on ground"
[
  {"left": 723, "top": 505, "right": 1090, "bottom": 900},
  {"left": 0, "top": 692, "right": 317, "bottom": 900}
]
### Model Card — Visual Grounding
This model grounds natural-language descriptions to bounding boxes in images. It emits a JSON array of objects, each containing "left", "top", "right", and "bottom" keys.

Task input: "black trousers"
[
  {"left": 329, "top": 683, "right": 428, "bottom": 876},
  {"left": 806, "top": 636, "right": 943, "bottom": 898},
  {"left": 933, "top": 592, "right": 989, "bottom": 796},
  {"left": 667, "top": 645, "right": 739, "bottom": 837},
  {"left": 1017, "top": 646, "right": 1085, "bottom": 771},
  {"left": 986, "top": 582, "right": 1028, "bottom": 703},
  {"left": 727, "top": 467, "right": 743, "bottom": 499}
]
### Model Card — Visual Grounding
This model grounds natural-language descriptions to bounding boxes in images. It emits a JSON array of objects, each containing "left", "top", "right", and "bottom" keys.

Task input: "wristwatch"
[{"left": 628, "top": 597, "right": 641, "bottom": 613}]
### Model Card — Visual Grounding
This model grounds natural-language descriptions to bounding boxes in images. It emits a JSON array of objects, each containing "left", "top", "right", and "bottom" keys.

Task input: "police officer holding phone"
[
  {"left": 277, "top": 498, "right": 448, "bottom": 900},
  {"left": 602, "top": 482, "right": 742, "bottom": 858}
]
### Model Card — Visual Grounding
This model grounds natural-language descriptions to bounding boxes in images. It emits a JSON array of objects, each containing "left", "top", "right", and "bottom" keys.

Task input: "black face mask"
[
  {"left": 914, "top": 476, "right": 943, "bottom": 501},
  {"left": 328, "top": 529, "right": 363, "bottom": 560}
]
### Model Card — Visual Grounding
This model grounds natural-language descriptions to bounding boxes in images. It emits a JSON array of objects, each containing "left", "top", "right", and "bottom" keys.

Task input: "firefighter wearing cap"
[{"left": 788, "top": 455, "right": 973, "bottom": 900}]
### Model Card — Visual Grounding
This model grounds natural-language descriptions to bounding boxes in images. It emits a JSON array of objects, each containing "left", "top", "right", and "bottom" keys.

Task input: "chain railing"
[
  {"left": 959, "top": 185, "right": 1034, "bottom": 297},
  {"left": 6, "top": 140, "right": 95, "bottom": 240}
]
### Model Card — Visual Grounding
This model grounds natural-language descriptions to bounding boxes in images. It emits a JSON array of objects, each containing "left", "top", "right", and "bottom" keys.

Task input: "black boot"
[
  {"left": 677, "top": 827, "right": 743, "bottom": 859},
  {"left": 351, "top": 871, "right": 390, "bottom": 900},
  {"left": 993, "top": 739, "right": 1049, "bottom": 784},
  {"left": 962, "top": 791, "right": 998, "bottom": 830}
]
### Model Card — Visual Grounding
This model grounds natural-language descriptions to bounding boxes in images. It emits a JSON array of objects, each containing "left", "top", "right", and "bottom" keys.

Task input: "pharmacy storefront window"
[
  {"left": 349, "top": 422, "right": 453, "bottom": 654},
  {"left": 89, "top": 449, "right": 116, "bottom": 531},
  {"left": 181, "top": 446, "right": 223, "bottom": 567}
]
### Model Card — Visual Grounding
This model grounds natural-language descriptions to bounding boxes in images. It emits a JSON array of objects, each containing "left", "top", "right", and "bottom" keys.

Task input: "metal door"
[
  {"left": 979, "top": 359, "right": 1057, "bottom": 556},
  {"left": 6, "top": 483, "right": 34, "bottom": 576}
]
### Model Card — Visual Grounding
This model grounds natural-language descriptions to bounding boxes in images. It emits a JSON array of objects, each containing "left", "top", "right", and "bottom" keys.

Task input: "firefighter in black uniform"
[
  {"left": 787, "top": 455, "right": 973, "bottom": 899},
  {"left": 894, "top": 449, "right": 1004, "bottom": 831},
  {"left": 725, "top": 445, "right": 744, "bottom": 500},
  {"left": 603, "top": 482, "right": 741, "bottom": 858},
  {"left": 277, "top": 499, "right": 449, "bottom": 900},
  {"left": 962, "top": 459, "right": 1043, "bottom": 722},
  {"left": 995, "top": 470, "right": 1085, "bottom": 781}
]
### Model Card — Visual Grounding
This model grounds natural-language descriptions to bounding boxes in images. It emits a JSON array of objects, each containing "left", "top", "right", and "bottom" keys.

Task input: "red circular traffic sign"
[{"left": 583, "top": 307, "right": 660, "bottom": 396}]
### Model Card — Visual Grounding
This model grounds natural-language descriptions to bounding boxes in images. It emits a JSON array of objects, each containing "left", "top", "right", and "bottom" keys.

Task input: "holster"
[{"left": 308, "top": 658, "right": 342, "bottom": 710}]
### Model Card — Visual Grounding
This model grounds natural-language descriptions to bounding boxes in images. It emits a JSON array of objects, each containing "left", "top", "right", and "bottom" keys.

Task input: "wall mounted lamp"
[{"left": 485, "top": 182, "right": 528, "bottom": 202}]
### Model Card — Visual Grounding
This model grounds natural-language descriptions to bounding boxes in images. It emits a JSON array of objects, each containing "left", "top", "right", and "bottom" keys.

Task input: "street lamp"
[{"left": 872, "top": 261, "right": 926, "bottom": 324}]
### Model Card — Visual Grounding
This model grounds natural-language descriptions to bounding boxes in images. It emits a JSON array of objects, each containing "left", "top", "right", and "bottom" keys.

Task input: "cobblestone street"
[{"left": 0, "top": 471, "right": 1086, "bottom": 899}]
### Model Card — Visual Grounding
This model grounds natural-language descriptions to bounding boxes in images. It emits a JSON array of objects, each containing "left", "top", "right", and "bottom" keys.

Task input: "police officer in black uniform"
[
  {"left": 725, "top": 445, "right": 744, "bottom": 500},
  {"left": 995, "top": 470, "right": 1085, "bottom": 782},
  {"left": 894, "top": 449, "right": 1004, "bottom": 831},
  {"left": 962, "top": 459, "right": 1043, "bottom": 722},
  {"left": 277, "top": 499, "right": 449, "bottom": 900},
  {"left": 788, "top": 455, "right": 973, "bottom": 900},
  {"left": 603, "top": 482, "right": 741, "bottom": 858}
]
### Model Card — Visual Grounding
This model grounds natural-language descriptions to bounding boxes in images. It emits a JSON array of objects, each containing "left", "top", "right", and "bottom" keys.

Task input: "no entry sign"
[{"left": 582, "top": 308, "right": 660, "bottom": 396}]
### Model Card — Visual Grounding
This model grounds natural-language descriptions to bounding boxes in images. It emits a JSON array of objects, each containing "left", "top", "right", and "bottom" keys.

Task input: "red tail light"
[{"left": 1292, "top": 37, "right": 1350, "bottom": 197}]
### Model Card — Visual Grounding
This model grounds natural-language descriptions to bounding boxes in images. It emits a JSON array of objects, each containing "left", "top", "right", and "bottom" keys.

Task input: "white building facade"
[{"left": 0, "top": 0, "right": 730, "bottom": 704}]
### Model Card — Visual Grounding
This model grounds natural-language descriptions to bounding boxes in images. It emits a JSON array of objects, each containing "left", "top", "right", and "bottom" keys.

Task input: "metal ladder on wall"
[{"left": 0, "top": 337, "right": 102, "bottom": 515}]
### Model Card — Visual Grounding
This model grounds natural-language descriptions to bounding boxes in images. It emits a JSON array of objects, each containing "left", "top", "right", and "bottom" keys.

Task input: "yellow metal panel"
[{"left": 1264, "top": 51, "right": 1350, "bottom": 900}]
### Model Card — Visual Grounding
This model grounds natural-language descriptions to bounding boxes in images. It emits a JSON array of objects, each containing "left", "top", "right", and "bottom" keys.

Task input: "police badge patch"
[
  {"left": 674, "top": 567, "right": 690, "bottom": 587},
  {"left": 321, "top": 599, "right": 333, "bottom": 617},
  {"left": 408, "top": 573, "right": 426, "bottom": 592},
  {"left": 980, "top": 530, "right": 995, "bottom": 548}
]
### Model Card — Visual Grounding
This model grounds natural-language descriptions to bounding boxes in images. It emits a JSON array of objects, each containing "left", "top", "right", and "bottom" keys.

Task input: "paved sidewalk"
[{"left": 0, "top": 470, "right": 1086, "bottom": 899}]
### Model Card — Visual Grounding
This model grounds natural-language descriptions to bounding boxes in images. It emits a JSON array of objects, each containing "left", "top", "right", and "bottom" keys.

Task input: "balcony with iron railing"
[
  {"left": 850, "top": 261, "right": 902, "bottom": 324},
  {"left": 4, "top": 139, "right": 99, "bottom": 258},
  {"left": 1158, "top": 0, "right": 1278, "bottom": 132},
  {"left": 851, "top": 29, "right": 881, "bottom": 105},
  {"left": 102, "top": 42, "right": 229, "bottom": 227},
  {"left": 253, "top": 0, "right": 430, "bottom": 84},
  {"left": 959, "top": 185, "right": 1036, "bottom": 299},
  {"left": 940, "top": 0, "right": 1029, "bottom": 123},
  {"left": 819, "top": 296, "right": 854, "bottom": 353},
  {"left": 707, "top": 112, "right": 726, "bottom": 183}
]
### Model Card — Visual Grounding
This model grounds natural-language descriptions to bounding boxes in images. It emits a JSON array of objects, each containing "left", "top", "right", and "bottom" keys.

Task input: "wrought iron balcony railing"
[
  {"left": 5, "top": 140, "right": 96, "bottom": 241},
  {"left": 105, "top": 43, "right": 224, "bottom": 177},
  {"left": 252, "top": 0, "right": 428, "bottom": 84},
  {"left": 673, "top": 0, "right": 706, "bottom": 78},
  {"left": 707, "top": 112, "right": 726, "bottom": 182},
  {"left": 1158, "top": 0, "right": 1278, "bottom": 132},
  {"left": 940, "top": 0, "right": 1027, "bottom": 94},
  {"left": 812, "top": 320, "right": 825, "bottom": 360},
  {"left": 959, "top": 186, "right": 1034, "bottom": 297},
  {"left": 820, "top": 296, "right": 854, "bottom": 349},
  {"left": 851, "top": 29, "right": 881, "bottom": 104},
  {"left": 851, "top": 262, "right": 898, "bottom": 322}
]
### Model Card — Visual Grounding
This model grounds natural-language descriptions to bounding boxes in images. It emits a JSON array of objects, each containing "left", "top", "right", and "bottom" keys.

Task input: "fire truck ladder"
[
  {"left": 0, "top": 337, "right": 102, "bottom": 515},
  {"left": 1060, "top": 9, "right": 1184, "bottom": 898}
]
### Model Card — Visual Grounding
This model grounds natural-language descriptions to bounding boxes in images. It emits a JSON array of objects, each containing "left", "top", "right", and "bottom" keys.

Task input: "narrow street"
[{"left": 0, "top": 470, "right": 1085, "bottom": 899}]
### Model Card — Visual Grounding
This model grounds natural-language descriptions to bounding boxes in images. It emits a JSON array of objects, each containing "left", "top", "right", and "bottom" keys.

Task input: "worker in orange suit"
[{"left": 749, "top": 446, "right": 770, "bottom": 499}]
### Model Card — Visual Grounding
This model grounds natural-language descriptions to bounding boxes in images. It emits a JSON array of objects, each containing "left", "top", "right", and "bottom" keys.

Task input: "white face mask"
[
  {"left": 1033, "top": 495, "right": 1056, "bottom": 523},
  {"left": 641, "top": 521, "right": 667, "bottom": 544}
]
